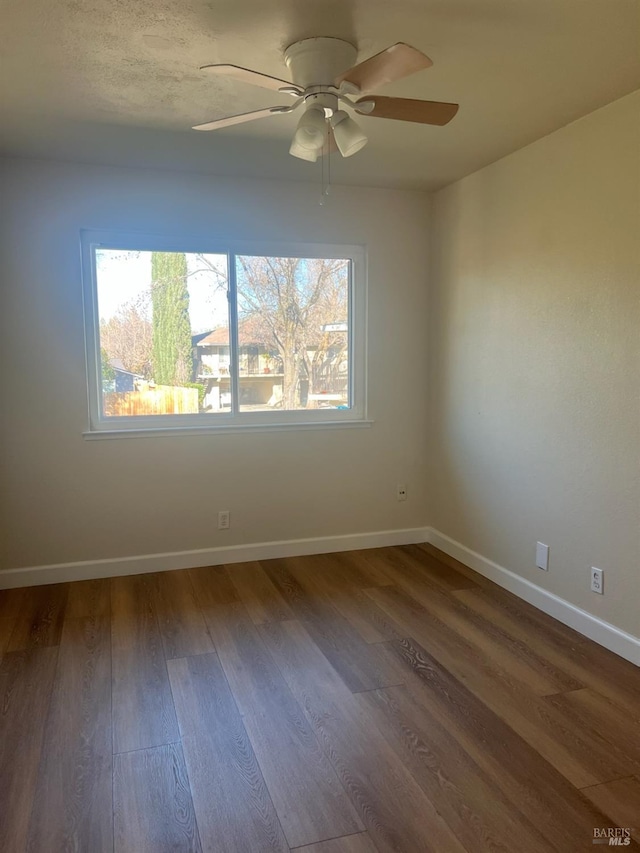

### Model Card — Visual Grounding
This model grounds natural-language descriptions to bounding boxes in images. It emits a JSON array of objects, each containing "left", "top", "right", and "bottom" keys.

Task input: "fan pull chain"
[
  {"left": 320, "top": 121, "right": 331, "bottom": 206},
  {"left": 327, "top": 127, "right": 331, "bottom": 193},
  {"left": 318, "top": 122, "right": 331, "bottom": 206}
]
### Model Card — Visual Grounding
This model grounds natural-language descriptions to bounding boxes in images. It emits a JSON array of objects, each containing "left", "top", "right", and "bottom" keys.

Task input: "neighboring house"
[
  {"left": 192, "top": 316, "right": 347, "bottom": 410},
  {"left": 192, "top": 318, "right": 283, "bottom": 409},
  {"left": 106, "top": 358, "right": 144, "bottom": 393},
  {"left": 192, "top": 317, "right": 281, "bottom": 380}
]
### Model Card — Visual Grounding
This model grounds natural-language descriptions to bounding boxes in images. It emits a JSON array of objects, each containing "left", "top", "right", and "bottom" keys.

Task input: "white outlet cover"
[
  {"left": 591, "top": 567, "right": 604, "bottom": 594},
  {"left": 535, "top": 541, "right": 549, "bottom": 571}
]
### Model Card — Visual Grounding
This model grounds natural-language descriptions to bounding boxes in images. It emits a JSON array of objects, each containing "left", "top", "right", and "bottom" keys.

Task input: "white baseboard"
[
  {"left": 427, "top": 528, "right": 640, "bottom": 667},
  {"left": 4, "top": 524, "right": 637, "bottom": 666},
  {"left": 0, "top": 527, "right": 430, "bottom": 590}
]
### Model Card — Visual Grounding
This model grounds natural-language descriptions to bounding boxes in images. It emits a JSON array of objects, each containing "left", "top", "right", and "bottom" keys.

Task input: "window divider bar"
[
  {"left": 86, "top": 239, "right": 104, "bottom": 428},
  {"left": 348, "top": 259, "right": 354, "bottom": 410},
  {"left": 227, "top": 252, "right": 241, "bottom": 414}
]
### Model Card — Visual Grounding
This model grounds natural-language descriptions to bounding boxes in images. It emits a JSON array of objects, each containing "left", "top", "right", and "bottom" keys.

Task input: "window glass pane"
[
  {"left": 236, "top": 256, "right": 350, "bottom": 412},
  {"left": 95, "top": 249, "right": 229, "bottom": 416}
]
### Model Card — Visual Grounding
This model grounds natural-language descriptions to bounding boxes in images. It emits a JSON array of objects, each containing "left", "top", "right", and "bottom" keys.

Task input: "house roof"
[
  {"left": 197, "top": 315, "right": 271, "bottom": 348},
  {"left": 191, "top": 330, "right": 214, "bottom": 346},
  {"left": 198, "top": 314, "right": 349, "bottom": 350},
  {"left": 109, "top": 359, "right": 143, "bottom": 378}
]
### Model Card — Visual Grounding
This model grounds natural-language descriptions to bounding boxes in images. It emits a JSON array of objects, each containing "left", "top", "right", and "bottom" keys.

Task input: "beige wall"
[
  {"left": 1, "top": 92, "right": 638, "bottom": 641},
  {"left": 0, "top": 159, "right": 430, "bottom": 570},
  {"left": 429, "top": 91, "right": 640, "bottom": 635}
]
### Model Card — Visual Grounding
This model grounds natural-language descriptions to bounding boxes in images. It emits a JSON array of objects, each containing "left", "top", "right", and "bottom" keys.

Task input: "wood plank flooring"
[{"left": 0, "top": 544, "right": 638, "bottom": 852}]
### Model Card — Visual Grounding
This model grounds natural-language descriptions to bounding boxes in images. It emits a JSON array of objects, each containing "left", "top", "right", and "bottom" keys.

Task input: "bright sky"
[{"left": 95, "top": 250, "right": 230, "bottom": 333}]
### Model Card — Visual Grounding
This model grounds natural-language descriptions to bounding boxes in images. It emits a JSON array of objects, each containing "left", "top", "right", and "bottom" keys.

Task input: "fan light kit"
[{"left": 192, "top": 38, "right": 459, "bottom": 162}]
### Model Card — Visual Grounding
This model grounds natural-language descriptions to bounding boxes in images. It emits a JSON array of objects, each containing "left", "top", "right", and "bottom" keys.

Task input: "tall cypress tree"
[{"left": 151, "top": 252, "right": 192, "bottom": 386}]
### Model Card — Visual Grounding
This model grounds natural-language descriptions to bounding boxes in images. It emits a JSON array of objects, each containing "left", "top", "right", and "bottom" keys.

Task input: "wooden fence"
[{"left": 104, "top": 385, "right": 199, "bottom": 416}]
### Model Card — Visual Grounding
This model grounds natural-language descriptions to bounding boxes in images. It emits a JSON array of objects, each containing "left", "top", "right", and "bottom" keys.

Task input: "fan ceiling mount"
[{"left": 193, "top": 37, "right": 459, "bottom": 162}]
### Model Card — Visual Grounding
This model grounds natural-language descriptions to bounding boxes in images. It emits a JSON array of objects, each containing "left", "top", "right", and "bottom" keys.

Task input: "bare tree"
[
  {"left": 236, "top": 256, "right": 349, "bottom": 408},
  {"left": 99, "top": 292, "right": 153, "bottom": 378}
]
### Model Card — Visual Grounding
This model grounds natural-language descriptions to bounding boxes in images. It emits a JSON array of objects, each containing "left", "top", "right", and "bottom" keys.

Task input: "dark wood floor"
[{"left": 1, "top": 544, "right": 639, "bottom": 852}]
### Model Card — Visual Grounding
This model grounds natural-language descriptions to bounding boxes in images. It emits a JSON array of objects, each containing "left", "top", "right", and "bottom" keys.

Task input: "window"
[{"left": 81, "top": 232, "right": 367, "bottom": 435}]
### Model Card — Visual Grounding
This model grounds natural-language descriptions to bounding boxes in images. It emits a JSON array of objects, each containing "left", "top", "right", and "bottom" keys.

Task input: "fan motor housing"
[
  {"left": 303, "top": 88, "right": 340, "bottom": 117},
  {"left": 284, "top": 37, "right": 357, "bottom": 89}
]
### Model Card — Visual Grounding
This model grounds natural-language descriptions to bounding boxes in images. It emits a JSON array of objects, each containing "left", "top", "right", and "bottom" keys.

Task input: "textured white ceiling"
[{"left": 1, "top": 0, "right": 639, "bottom": 189}]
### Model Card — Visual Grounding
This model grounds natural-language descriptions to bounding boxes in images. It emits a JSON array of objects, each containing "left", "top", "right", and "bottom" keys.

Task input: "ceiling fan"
[{"left": 192, "top": 38, "right": 459, "bottom": 162}]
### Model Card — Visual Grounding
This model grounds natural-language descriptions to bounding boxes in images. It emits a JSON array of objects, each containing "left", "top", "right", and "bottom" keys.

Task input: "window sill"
[{"left": 83, "top": 419, "right": 374, "bottom": 440}]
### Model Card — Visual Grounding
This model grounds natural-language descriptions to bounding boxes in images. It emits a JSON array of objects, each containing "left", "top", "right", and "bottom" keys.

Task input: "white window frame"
[{"left": 81, "top": 230, "right": 369, "bottom": 438}]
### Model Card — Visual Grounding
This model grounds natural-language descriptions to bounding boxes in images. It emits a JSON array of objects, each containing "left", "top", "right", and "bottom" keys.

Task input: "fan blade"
[
  {"left": 335, "top": 43, "right": 432, "bottom": 93},
  {"left": 193, "top": 106, "right": 291, "bottom": 131},
  {"left": 356, "top": 96, "right": 458, "bottom": 126},
  {"left": 200, "top": 64, "right": 299, "bottom": 93}
]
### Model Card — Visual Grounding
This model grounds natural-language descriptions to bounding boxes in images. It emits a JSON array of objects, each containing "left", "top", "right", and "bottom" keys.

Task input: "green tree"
[
  {"left": 151, "top": 252, "right": 192, "bottom": 386},
  {"left": 101, "top": 348, "right": 116, "bottom": 385}
]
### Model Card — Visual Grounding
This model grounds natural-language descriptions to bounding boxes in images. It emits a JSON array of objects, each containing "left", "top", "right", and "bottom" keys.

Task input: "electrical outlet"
[
  {"left": 591, "top": 567, "right": 604, "bottom": 594},
  {"left": 218, "top": 510, "right": 230, "bottom": 530},
  {"left": 397, "top": 484, "right": 407, "bottom": 502},
  {"left": 535, "top": 541, "right": 549, "bottom": 571}
]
